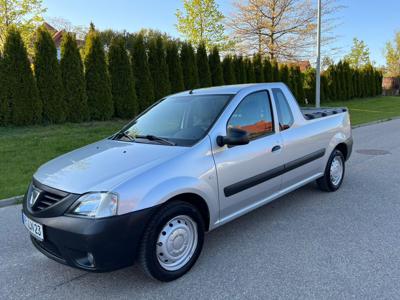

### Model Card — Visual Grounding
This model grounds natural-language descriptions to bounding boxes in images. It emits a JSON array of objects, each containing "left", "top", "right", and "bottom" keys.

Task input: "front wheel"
[
  {"left": 138, "top": 201, "right": 204, "bottom": 281},
  {"left": 317, "top": 149, "right": 345, "bottom": 192}
]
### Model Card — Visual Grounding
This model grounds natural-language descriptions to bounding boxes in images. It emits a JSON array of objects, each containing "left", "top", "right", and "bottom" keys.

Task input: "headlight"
[{"left": 68, "top": 192, "right": 118, "bottom": 218}]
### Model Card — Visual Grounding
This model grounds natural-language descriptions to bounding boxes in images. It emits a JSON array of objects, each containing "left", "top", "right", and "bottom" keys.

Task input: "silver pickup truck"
[{"left": 22, "top": 83, "right": 352, "bottom": 281}]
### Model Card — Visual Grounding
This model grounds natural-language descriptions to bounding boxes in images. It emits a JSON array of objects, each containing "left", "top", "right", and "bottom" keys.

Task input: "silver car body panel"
[{"left": 33, "top": 83, "right": 352, "bottom": 231}]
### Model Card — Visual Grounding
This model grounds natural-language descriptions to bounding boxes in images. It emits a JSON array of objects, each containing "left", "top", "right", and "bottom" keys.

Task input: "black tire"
[
  {"left": 317, "top": 149, "right": 345, "bottom": 192},
  {"left": 138, "top": 201, "right": 205, "bottom": 282}
]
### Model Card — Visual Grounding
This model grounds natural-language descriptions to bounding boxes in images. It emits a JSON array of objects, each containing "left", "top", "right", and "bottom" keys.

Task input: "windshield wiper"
[
  {"left": 135, "top": 135, "right": 176, "bottom": 146},
  {"left": 114, "top": 131, "right": 134, "bottom": 141}
]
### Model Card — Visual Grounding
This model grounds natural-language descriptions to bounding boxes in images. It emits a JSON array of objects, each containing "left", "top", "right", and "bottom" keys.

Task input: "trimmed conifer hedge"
[{"left": 0, "top": 26, "right": 384, "bottom": 126}]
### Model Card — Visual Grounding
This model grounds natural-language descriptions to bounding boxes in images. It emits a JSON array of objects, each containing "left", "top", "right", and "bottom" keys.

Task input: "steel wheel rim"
[
  {"left": 330, "top": 155, "right": 343, "bottom": 186},
  {"left": 156, "top": 215, "right": 198, "bottom": 271}
]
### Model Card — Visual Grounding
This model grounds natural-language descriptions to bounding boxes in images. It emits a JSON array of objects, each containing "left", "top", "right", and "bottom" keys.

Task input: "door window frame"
[
  {"left": 271, "top": 88, "right": 294, "bottom": 131},
  {"left": 226, "top": 90, "right": 276, "bottom": 142}
]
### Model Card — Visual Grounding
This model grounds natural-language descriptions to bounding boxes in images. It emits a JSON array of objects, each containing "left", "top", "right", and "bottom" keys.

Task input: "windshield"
[{"left": 117, "top": 94, "right": 232, "bottom": 146}]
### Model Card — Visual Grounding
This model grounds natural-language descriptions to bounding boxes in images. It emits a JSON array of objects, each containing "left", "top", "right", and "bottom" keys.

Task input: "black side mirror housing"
[{"left": 217, "top": 127, "right": 250, "bottom": 147}]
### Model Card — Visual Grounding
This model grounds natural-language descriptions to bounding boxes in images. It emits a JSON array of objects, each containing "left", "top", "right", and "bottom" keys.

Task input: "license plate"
[{"left": 22, "top": 212, "right": 44, "bottom": 241}]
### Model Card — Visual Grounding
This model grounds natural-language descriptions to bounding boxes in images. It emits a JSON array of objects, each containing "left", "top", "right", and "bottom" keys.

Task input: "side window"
[
  {"left": 227, "top": 91, "right": 274, "bottom": 139},
  {"left": 272, "top": 88, "right": 294, "bottom": 131}
]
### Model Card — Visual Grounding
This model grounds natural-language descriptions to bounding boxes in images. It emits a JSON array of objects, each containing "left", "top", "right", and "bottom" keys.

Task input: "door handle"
[{"left": 271, "top": 145, "right": 281, "bottom": 152}]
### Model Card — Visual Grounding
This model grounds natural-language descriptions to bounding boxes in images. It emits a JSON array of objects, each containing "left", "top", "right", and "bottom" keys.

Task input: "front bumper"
[{"left": 23, "top": 205, "right": 158, "bottom": 272}]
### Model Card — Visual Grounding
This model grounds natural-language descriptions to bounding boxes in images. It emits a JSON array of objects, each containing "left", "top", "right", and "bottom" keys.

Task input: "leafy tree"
[
  {"left": 244, "top": 58, "right": 255, "bottom": 83},
  {"left": 0, "top": 0, "right": 46, "bottom": 54},
  {"left": 253, "top": 53, "right": 264, "bottom": 83},
  {"left": 384, "top": 31, "right": 400, "bottom": 77},
  {"left": 176, "top": 0, "right": 231, "bottom": 50},
  {"left": 233, "top": 55, "right": 246, "bottom": 84},
  {"left": 222, "top": 55, "right": 236, "bottom": 84},
  {"left": 228, "top": 0, "right": 341, "bottom": 60},
  {"left": 60, "top": 33, "right": 88, "bottom": 122},
  {"left": 303, "top": 68, "right": 315, "bottom": 104},
  {"left": 108, "top": 36, "right": 137, "bottom": 118},
  {"left": 263, "top": 58, "right": 272, "bottom": 82},
  {"left": 2, "top": 27, "right": 41, "bottom": 125},
  {"left": 84, "top": 24, "right": 113, "bottom": 120},
  {"left": 208, "top": 46, "right": 224, "bottom": 86},
  {"left": 196, "top": 42, "right": 211, "bottom": 87},
  {"left": 180, "top": 42, "right": 199, "bottom": 89},
  {"left": 148, "top": 35, "right": 170, "bottom": 100},
  {"left": 129, "top": 33, "right": 154, "bottom": 112},
  {"left": 344, "top": 38, "right": 371, "bottom": 69},
  {"left": 166, "top": 41, "right": 184, "bottom": 93},
  {"left": 34, "top": 25, "right": 65, "bottom": 123}
]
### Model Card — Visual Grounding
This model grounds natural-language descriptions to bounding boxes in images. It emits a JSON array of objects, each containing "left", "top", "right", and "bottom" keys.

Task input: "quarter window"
[
  {"left": 227, "top": 91, "right": 274, "bottom": 139},
  {"left": 272, "top": 88, "right": 294, "bottom": 130}
]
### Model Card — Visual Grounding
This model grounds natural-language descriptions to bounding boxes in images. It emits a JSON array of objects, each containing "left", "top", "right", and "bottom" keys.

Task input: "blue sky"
[{"left": 43, "top": 0, "right": 400, "bottom": 66}]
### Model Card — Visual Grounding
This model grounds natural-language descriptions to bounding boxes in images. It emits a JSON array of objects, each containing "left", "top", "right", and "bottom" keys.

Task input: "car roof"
[{"left": 172, "top": 83, "right": 287, "bottom": 96}]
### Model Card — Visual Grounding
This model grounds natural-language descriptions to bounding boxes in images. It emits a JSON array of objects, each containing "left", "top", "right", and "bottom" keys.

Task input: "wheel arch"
[{"left": 163, "top": 193, "right": 211, "bottom": 231}]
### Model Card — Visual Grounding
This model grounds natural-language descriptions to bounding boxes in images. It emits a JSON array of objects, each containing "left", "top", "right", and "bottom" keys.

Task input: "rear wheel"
[
  {"left": 317, "top": 149, "right": 345, "bottom": 192},
  {"left": 138, "top": 201, "right": 204, "bottom": 281}
]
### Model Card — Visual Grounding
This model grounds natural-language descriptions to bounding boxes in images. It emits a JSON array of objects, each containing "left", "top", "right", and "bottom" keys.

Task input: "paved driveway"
[{"left": 1, "top": 119, "right": 400, "bottom": 299}]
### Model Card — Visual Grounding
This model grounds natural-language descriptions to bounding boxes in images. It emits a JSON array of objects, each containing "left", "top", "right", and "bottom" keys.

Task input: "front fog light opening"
[{"left": 75, "top": 252, "right": 96, "bottom": 268}]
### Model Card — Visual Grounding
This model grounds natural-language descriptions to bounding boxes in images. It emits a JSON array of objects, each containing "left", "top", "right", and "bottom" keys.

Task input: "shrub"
[
  {"left": 166, "top": 41, "right": 185, "bottom": 93},
  {"left": 180, "top": 42, "right": 199, "bottom": 89},
  {"left": 84, "top": 24, "right": 113, "bottom": 120},
  {"left": 244, "top": 58, "right": 255, "bottom": 83},
  {"left": 196, "top": 42, "right": 211, "bottom": 88},
  {"left": 148, "top": 35, "right": 170, "bottom": 100},
  {"left": 129, "top": 34, "right": 154, "bottom": 112},
  {"left": 208, "top": 46, "right": 224, "bottom": 86},
  {"left": 233, "top": 55, "right": 246, "bottom": 84},
  {"left": 60, "top": 33, "right": 89, "bottom": 122},
  {"left": 108, "top": 36, "right": 138, "bottom": 118},
  {"left": 2, "top": 27, "right": 42, "bottom": 125},
  {"left": 263, "top": 58, "right": 272, "bottom": 82},
  {"left": 222, "top": 55, "right": 236, "bottom": 84},
  {"left": 253, "top": 53, "right": 264, "bottom": 83},
  {"left": 34, "top": 26, "right": 65, "bottom": 123}
]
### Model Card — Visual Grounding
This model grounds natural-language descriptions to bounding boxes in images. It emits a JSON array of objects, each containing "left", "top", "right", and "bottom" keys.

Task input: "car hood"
[{"left": 34, "top": 139, "right": 188, "bottom": 194}]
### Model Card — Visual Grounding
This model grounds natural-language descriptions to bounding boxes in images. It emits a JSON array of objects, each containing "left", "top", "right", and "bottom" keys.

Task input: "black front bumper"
[{"left": 23, "top": 205, "right": 157, "bottom": 272}]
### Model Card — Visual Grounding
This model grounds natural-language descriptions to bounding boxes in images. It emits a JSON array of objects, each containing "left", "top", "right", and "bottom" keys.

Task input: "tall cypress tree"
[
  {"left": 180, "top": 42, "right": 199, "bottom": 90},
  {"left": 166, "top": 42, "right": 184, "bottom": 93},
  {"left": 233, "top": 55, "right": 246, "bottom": 84},
  {"left": 84, "top": 24, "right": 113, "bottom": 120},
  {"left": 196, "top": 42, "right": 211, "bottom": 88},
  {"left": 60, "top": 33, "right": 88, "bottom": 122},
  {"left": 130, "top": 34, "right": 154, "bottom": 112},
  {"left": 294, "top": 67, "right": 305, "bottom": 102},
  {"left": 0, "top": 52, "right": 5, "bottom": 125},
  {"left": 34, "top": 26, "right": 65, "bottom": 124},
  {"left": 148, "top": 35, "right": 170, "bottom": 100},
  {"left": 279, "top": 64, "right": 289, "bottom": 85},
  {"left": 263, "top": 58, "right": 272, "bottom": 82},
  {"left": 208, "top": 46, "right": 224, "bottom": 86},
  {"left": 245, "top": 58, "right": 255, "bottom": 83},
  {"left": 253, "top": 53, "right": 264, "bottom": 83},
  {"left": 288, "top": 66, "right": 297, "bottom": 94},
  {"left": 2, "top": 27, "right": 41, "bottom": 125},
  {"left": 271, "top": 61, "right": 280, "bottom": 81},
  {"left": 222, "top": 55, "right": 236, "bottom": 84},
  {"left": 108, "top": 36, "right": 137, "bottom": 118}
]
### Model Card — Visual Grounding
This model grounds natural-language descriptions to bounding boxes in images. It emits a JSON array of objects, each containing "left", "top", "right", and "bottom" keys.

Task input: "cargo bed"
[{"left": 301, "top": 107, "right": 348, "bottom": 120}]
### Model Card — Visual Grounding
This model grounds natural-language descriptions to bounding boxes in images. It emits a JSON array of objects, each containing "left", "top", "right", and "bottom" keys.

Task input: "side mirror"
[{"left": 216, "top": 127, "right": 250, "bottom": 147}]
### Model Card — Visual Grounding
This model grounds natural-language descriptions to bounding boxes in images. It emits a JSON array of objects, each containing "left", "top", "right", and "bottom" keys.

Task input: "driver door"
[{"left": 212, "top": 91, "right": 284, "bottom": 221}]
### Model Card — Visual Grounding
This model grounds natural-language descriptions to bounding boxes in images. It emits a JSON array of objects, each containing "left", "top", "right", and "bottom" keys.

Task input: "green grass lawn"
[
  {"left": 323, "top": 96, "right": 400, "bottom": 126},
  {"left": 1, "top": 96, "right": 400, "bottom": 200},
  {"left": 0, "top": 120, "right": 127, "bottom": 199}
]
